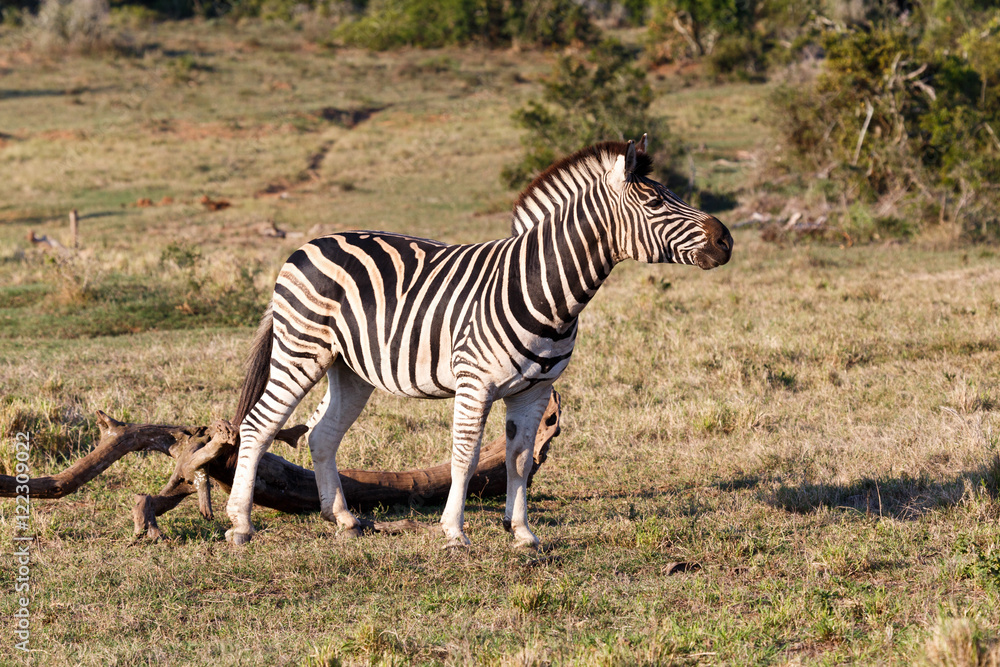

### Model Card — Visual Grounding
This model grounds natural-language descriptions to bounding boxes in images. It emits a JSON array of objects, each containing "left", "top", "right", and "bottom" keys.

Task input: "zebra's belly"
[
  {"left": 342, "top": 344, "right": 570, "bottom": 401},
  {"left": 376, "top": 374, "right": 458, "bottom": 400},
  {"left": 493, "top": 355, "right": 572, "bottom": 398},
  {"left": 338, "top": 349, "right": 459, "bottom": 400}
]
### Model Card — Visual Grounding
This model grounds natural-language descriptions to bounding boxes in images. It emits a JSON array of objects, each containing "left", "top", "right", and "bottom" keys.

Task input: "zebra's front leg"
[
  {"left": 502, "top": 385, "right": 552, "bottom": 550},
  {"left": 307, "top": 361, "right": 374, "bottom": 538},
  {"left": 440, "top": 385, "right": 494, "bottom": 547}
]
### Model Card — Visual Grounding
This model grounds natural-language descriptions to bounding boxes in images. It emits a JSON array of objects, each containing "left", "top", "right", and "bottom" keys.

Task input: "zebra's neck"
[
  {"left": 512, "top": 164, "right": 619, "bottom": 329},
  {"left": 512, "top": 160, "right": 606, "bottom": 237}
]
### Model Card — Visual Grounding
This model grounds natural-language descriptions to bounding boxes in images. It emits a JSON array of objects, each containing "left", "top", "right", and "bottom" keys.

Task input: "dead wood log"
[
  {"left": 27, "top": 230, "right": 67, "bottom": 253},
  {"left": 0, "top": 390, "right": 561, "bottom": 540}
]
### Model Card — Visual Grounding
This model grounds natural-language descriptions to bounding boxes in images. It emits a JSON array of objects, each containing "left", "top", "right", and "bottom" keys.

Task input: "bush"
[
  {"left": 33, "top": 0, "right": 113, "bottom": 52},
  {"left": 19, "top": 0, "right": 351, "bottom": 21},
  {"left": 115, "top": 0, "right": 197, "bottom": 19},
  {"left": 504, "top": 0, "right": 598, "bottom": 47},
  {"left": 770, "top": 10, "right": 1000, "bottom": 240},
  {"left": 644, "top": 0, "right": 821, "bottom": 78},
  {"left": 502, "top": 39, "right": 680, "bottom": 189},
  {"left": 225, "top": 0, "right": 352, "bottom": 21},
  {"left": 705, "top": 32, "right": 766, "bottom": 81},
  {"left": 335, "top": 0, "right": 478, "bottom": 49},
  {"left": 109, "top": 4, "right": 162, "bottom": 29},
  {"left": 335, "top": 0, "right": 599, "bottom": 50},
  {"left": 2, "top": 0, "right": 40, "bottom": 13},
  {"left": 922, "top": 616, "right": 1000, "bottom": 667},
  {"left": 2, "top": 7, "right": 30, "bottom": 26}
]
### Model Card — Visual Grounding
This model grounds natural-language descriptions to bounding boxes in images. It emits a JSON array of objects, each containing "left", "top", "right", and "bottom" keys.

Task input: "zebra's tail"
[{"left": 233, "top": 302, "right": 274, "bottom": 428}]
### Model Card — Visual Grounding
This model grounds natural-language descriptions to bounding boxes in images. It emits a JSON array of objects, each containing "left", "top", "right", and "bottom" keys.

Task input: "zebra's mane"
[{"left": 511, "top": 141, "right": 654, "bottom": 236}]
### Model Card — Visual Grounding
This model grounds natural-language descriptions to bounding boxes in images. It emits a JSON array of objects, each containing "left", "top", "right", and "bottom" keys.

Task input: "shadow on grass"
[
  {"left": 0, "top": 212, "right": 64, "bottom": 226},
  {"left": 0, "top": 86, "right": 115, "bottom": 100},
  {"left": 536, "top": 463, "right": 998, "bottom": 523},
  {"left": 0, "top": 207, "right": 124, "bottom": 225},
  {"left": 160, "top": 519, "right": 226, "bottom": 542},
  {"left": 317, "top": 105, "right": 389, "bottom": 129},
  {"left": 80, "top": 210, "right": 127, "bottom": 220},
  {"left": 715, "top": 474, "right": 762, "bottom": 492},
  {"left": 697, "top": 190, "right": 739, "bottom": 215},
  {"left": 160, "top": 48, "right": 215, "bottom": 59},
  {"left": 764, "top": 468, "right": 998, "bottom": 520}
]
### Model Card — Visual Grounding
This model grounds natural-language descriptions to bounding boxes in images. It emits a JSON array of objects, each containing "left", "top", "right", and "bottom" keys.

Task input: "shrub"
[
  {"left": 705, "top": 32, "right": 766, "bottom": 81},
  {"left": 335, "top": 0, "right": 477, "bottom": 49},
  {"left": 33, "top": 0, "right": 112, "bottom": 52},
  {"left": 2, "top": 6, "right": 31, "bottom": 26},
  {"left": 109, "top": 4, "right": 162, "bottom": 28},
  {"left": 2, "top": 0, "right": 40, "bottom": 18},
  {"left": 226, "top": 0, "right": 352, "bottom": 21},
  {"left": 502, "top": 39, "right": 680, "bottom": 190},
  {"left": 922, "top": 616, "right": 1000, "bottom": 666},
  {"left": 644, "top": 0, "right": 821, "bottom": 78},
  {"left": 769, "top": 9, "right": 1000, "bottom": 241},
  {"left": 616, "top": 0, "right": 649, "bottom": 26},
  {"left": 110, "top": 0, "right": 201, "bottom": 19},
  {"left": 20, "top": 0, "right": 350, "bottom": 21},
  {"left": 504, "top": 0, "right": 598, "bottom": 47},
  {"left": 335, "top": 0, "right": 599, "bottom": 50}
]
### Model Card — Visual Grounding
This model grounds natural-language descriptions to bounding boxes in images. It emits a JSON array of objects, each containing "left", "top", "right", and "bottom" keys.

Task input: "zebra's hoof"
[
  {"left": 336, "top": 518, "right": 376, "bottom": 540},
  {"left": 442, "top": 535, "right": 471, "bottom": 550},
  {"left": 225, "top": 529, "right": 254, "bottom": 546},
  {"left": 502, "top": 518, "right": 513, "bottom": 533},
  {"left": 512, "top": 531, "right": 540, "bottom": 550},
  {"left": 512, "top": 538, "right": 540, "bottom": 551},
  {"left": 337, "top": 527, "right": 363, "bottom": 540}
]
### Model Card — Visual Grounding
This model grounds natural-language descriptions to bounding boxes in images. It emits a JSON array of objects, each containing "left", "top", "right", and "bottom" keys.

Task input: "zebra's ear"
[
  {"left": 625, "top": 139, "right": 638, "bottom": 173},
  {"left": 609, "top": 140, "right": 637, "bottom": 191},
  {"left": 636, "top": 133, "right": 648, "bottom": 155}
]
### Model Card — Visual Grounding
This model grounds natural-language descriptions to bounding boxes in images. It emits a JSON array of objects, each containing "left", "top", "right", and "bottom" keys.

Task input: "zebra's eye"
[{"left": 645, "top": 198, "right": 664, "bottom": 209}]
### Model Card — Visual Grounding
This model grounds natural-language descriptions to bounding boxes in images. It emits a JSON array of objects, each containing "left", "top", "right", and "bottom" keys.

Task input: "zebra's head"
[{"left": 606, "top": 135, "right": 732, "bottom": 270}]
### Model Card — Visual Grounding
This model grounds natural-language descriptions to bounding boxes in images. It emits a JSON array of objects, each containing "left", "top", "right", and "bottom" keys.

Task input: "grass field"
[{"left": 2, "top": 20, "right": 1000, "bottom": 666}]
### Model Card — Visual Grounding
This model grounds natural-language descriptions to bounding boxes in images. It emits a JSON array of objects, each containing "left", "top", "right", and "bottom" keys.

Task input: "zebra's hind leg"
[
  {"left": 226, "top": 364, "right": 326, "bottom": 546},
  {"left": 502, "top": 384, "right": 551, "bottom": 550},
  {"left": 440, "top": 383, "right": 494, "bottom": 547},
  {"left": 307, "top": 359, "right": 374, "bottom": 539}
]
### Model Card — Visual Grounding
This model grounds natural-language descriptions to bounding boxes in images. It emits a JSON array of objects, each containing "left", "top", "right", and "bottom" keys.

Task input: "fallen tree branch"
[
  {"left": 1, "top": 390, "right": 562, "bottom": 540},
  {"left": 27, "top": 230, "right": 68, "bottom": 253}
]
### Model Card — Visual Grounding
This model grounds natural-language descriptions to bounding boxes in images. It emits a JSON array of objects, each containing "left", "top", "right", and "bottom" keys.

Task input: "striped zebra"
[{"left": 225, "top": 136, "right": 732, "bottom": 548}]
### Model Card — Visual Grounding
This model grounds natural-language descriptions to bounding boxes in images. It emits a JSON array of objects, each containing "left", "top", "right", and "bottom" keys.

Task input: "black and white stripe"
[{"left": 225, "top": 137, "right": 732, "bottom": 547}]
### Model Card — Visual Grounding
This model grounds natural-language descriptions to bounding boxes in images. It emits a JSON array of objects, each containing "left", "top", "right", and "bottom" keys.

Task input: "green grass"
[{"left": 2, "top": 19, "right": 1000, "bottom": 667}]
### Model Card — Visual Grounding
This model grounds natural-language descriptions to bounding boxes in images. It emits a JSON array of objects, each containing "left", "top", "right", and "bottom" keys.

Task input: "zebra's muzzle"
[
  {"left": 693, "top": 218, "right": 733, "bottom": 269},
  {"left": 694, "top": 252, "right": 726, "bottom": 269}
]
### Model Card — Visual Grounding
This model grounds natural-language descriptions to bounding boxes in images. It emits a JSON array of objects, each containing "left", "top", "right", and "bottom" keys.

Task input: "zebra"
[{"left": 225, "top": 135, "right": 732, "bottom": 548}]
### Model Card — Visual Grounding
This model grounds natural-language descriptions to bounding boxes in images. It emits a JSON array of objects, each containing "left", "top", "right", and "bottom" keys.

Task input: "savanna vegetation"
[{"left": 1, "top": 0, "right": 999, "bottom": 664}]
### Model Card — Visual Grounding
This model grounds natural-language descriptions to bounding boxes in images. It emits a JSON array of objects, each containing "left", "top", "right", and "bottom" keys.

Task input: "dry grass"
[
  {"left": 1, "top": 19, "right": 999, "bottom": 667},
  {"left": 923, "top": 616, "right": 1000, "bottom": 667}
]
